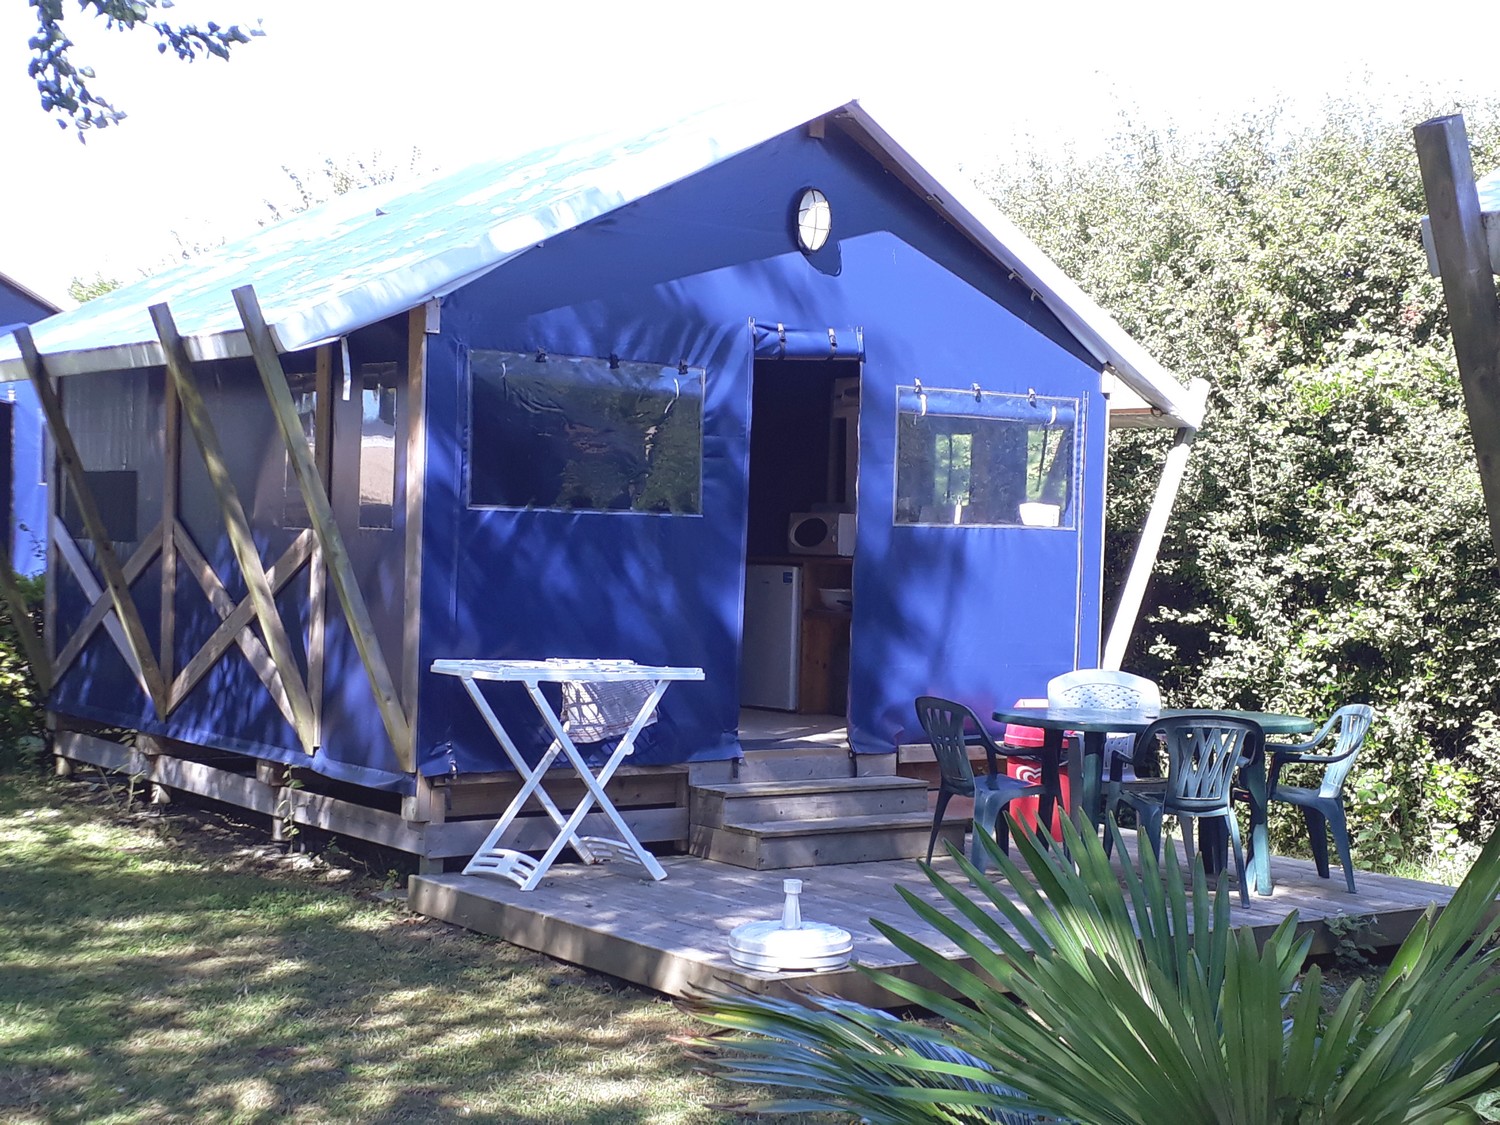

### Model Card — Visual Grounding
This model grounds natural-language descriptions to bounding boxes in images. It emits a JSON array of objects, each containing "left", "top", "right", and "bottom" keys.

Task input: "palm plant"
[{"left": 687, "top": 816, "right": 1500, "bottom": 1123}]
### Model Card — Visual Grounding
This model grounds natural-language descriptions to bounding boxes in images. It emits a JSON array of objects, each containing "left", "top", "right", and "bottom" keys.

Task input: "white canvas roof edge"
[
  {"left": 838, "top": 100, "right": 1201, "bottom": 430},
  {"left": 0, "top": 93, "right": 1199, "bottom": 430},
  {"left": 0, "top": 97, "right": 821, "bottom": 383}
]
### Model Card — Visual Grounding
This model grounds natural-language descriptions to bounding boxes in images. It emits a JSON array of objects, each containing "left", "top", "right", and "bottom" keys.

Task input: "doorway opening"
[{"left": 740, "top": 358, "right": 860, "bottom": 718}]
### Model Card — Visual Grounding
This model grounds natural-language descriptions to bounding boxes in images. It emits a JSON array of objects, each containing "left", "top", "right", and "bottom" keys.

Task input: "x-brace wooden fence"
[{"left": 1, "top": 286, "right": 415, "bottom": 772}]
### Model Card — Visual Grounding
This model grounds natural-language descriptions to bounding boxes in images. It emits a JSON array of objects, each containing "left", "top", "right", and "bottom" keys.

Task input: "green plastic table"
[{"left": 991, "top": 705, "right": 1315, "bottom": 895}]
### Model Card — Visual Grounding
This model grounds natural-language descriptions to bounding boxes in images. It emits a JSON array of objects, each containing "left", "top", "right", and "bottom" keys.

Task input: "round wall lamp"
[{"left": 794, "top": 187, "right": 832, "bottom": 253}]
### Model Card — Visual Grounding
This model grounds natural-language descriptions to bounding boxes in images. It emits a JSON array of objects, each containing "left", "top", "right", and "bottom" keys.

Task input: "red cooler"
[{"left": 1003, "top": 705, "right": 1070, "bottom": 840}]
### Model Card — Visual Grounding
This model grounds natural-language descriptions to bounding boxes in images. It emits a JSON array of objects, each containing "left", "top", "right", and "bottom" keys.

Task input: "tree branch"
[{"left": 28, "top": 0, "right": 262, "bottom": 137}]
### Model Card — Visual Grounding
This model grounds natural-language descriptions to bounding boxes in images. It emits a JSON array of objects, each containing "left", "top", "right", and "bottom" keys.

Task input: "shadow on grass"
[{"left": 0, "top": 773, "right": 792, "bottom": 1124}]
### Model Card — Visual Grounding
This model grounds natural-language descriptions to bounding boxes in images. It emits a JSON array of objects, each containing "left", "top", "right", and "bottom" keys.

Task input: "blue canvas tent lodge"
[{"left": 0, "top": 96, "right": 1206, "bottom": 868}]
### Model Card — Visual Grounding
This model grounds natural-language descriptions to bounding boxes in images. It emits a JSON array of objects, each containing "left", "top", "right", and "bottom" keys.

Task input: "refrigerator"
[{"left": 740, "top": 564, "right": 802, "bottom": 710}]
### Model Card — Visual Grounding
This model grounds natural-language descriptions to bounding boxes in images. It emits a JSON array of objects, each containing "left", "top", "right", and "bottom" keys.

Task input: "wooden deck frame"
[
  {"left": 54, "top": 728, "right": 687, "bottom": 862},
  {"left": 171, "top": 524, "right": 315, "bottom": 726},
  {"left": 28, "top": 291, "right": 413, "bottom": 780},
  {"left": 151, "top": 303, "right": 319, "bottom": 754},
  {"left": 232, "top": 285, "right": 413, "bottom": 770},
  {"left": 27, "top": 307, "right": 329, "bottom": 748},
  {"left": 51, "top": 518, "right": 163, "bottom": 690},
  {"left": 408, "top": 840, "right": 1459, "bottom": 1008},
  {"left": 13, "top": 325, "right": 168, "bottom": 711}
]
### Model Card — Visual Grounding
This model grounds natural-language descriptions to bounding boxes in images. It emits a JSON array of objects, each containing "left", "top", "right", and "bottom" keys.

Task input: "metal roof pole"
[
  {"left": 1101, "top": 378, "right": 1211, "bottom": 671},
  {"left": 1414, "top": 115, "right": 1500, "bottom": 565}
]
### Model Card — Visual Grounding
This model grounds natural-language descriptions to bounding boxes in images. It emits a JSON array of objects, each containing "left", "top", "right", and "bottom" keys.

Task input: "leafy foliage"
[
  {"left": 261, "top": 150, "right": 433, "bottom": 224},
  {"left": 28, "top": 0, "right": 262, "bottom": 136},
  {"left": 986, "top": 98, "right": 1500, "bottom": 859},
  {"left": 0, "top": 573, "right": 46, "bottom": 770},
  {"left": 689, "top": 819, "right": 1500, "bottom": 1123},
  {"left": 67, "top": 272, "right": 121, "bottom": 303}
]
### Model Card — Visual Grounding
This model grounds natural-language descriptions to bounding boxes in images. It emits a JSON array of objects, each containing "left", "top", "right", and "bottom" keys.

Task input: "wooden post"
[
  {"left": 52, "top": 521, "right": 162, "bottom": 686},
  {"left": 150, "top": 303, "right": 319, "bottom": 754},
  {"left": 12, "top": 326, "right": 167, "bottom": 711},
  {"left": 160, "top": 365, "right": 180, "bottom": 685},
  {"left": 42, "top": 376, "right": 57, "bottom": 674},
  {"left": 307, "top": 345, "right": 334, "bottom": 745},
  {"left": 402, "top": 307, "right": 429, "bottom": 749},
  {"left": 1101, "top": 378, "right": 1211, "bottom": 671},
  {"left": 1414, "top": 114, "right": 1500, "bottom": 563},
  {"left": 168, "top": 527, "right": 312, "bottom": 711},
  {"left": 232, "top": 285, "right": 413, "bottom": 771}
]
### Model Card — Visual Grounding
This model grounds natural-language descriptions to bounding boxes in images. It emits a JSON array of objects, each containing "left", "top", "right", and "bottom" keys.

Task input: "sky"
[{"left": 1, "top": 0, "right": 1496, "bottom": 306}]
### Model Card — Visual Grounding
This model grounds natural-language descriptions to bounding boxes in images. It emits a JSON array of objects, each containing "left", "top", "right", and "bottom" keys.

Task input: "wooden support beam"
[
  {"left": 307, "top": 345, "right": 333, "bottom": 747},
  {"left": 232, "top": 286, "right": 413, "bottom": 770},
  {"left": 53, "top": 521, "right": 163, "bottom": 683},
  {"left": 160, "top": 366, "right": 180, "bottom": 685},
  {"left": 13, "top": 326, "right": 167, "bottom": 711},
  {"left": 0, "top": 556, "right": 50, "bottom": 693},
  {"left": 402, "top": 307, "right": 428, "bottom": 739},
  {"left": 150, "top": 303, "right": 319, "bottom": 754},
  {"left": 43, "top": 376, "right": 57, "bottom": 670},
  {"left": 172, "top": 525, "right": 312, "bottom": 728},
  {"left": 1415, "top": 114, "right": 1500, "bottom": 564}
]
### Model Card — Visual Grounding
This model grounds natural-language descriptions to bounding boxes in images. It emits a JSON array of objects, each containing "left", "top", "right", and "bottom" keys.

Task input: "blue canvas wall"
[
  {"left": 417, "top": 124, "right": 1107, "bottom": 776},
  {"left": 0, "top": 279, "right": 56, "bottom": 577}
]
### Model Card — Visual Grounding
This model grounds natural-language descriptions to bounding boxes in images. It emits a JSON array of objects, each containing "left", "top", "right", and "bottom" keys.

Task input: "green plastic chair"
[
  {"left": 915, "top": 696, "right": 1046, "bottom": 871},
  {"left": 1265, "top": 704, "right": 1374, "bottom": 894},
  {"left": 1121, "top": 714, "right": 1264, "bottom": 906},
  {"left": 1046, "top": 669, "right": 1161, "bottom": 853}
]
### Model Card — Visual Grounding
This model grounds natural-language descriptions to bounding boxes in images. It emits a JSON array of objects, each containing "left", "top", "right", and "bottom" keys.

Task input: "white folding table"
[{"left": 432, "top": 658, "right": 704, "bottom": 891}]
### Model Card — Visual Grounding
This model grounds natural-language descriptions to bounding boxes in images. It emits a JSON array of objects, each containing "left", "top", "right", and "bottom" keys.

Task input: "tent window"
[
  {"left": 894, "top": 386, "right": 1078, "bottom": 528},
  {"left": 358, "top": 363, "right": 399, "bottom": 530},
  {"left": 281, "top": 375, "right": 317, "bottom": 529},
  {"left": 468, "top": 349, "right": 703, "bottom": 514},
  {"left": 61, "top": 470, "right": 138, "bottom": 542}
]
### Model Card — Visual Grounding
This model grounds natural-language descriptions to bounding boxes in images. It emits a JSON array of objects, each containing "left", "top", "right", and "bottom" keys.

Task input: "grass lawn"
[{"left": 0, "top": 768, "right": 816, "bottom": 1124}]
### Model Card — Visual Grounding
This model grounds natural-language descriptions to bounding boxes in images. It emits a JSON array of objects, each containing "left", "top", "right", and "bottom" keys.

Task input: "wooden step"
[
  {"left": 691, "top": 775, "right": 929, "bottom": 828},
  {"left": 688, "top": 747, "right": 898, "bottom": 785},
  {"left": 689, "top": 810, "right": 966, "bottom": 869}
]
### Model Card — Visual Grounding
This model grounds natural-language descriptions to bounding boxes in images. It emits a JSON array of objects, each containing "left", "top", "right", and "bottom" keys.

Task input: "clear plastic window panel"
[
  {"left": 282, "top": 376, "right": 317, "bottom": 529},
  {"left": 59, "top": 370, "right": 162, "bottom": 545},
  {"left": 894, "top": 386, "right": 1078, "bottom": 528},
  {"left": 468, "top": 350, "right": 704, "bottom": 514},
  {"left": 359, "top": 363, "right": 399, "bottom": 530}
]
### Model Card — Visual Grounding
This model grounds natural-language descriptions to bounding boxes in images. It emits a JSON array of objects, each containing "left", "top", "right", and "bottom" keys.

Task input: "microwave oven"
[{"left": 788, "top": 512, "right": 856, "bottom": 556}]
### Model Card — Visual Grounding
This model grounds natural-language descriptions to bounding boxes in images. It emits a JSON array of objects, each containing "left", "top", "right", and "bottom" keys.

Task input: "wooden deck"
[
  {"left": 737, "top": 708, "right": 849, "bottom": 751},
  {"left": 408, "top": 842, "right": 1457, "bottom": 1008}
]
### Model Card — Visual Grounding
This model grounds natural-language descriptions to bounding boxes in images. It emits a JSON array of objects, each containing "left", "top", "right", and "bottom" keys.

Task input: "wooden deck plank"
[{"left": 409, "top": 844, "right": 1456, "bottom": 1005}]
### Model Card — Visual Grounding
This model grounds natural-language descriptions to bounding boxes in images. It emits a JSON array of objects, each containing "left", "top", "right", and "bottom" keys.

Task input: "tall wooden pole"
[
  {"left": 231, "top": 285, "right": 413, "bottom": 770},
  {"left": 151, "top": 303, "right": 319, "bottom": 753},
  {"left": 1414, "top": 114, "right": 1500, "bottom": 562}
]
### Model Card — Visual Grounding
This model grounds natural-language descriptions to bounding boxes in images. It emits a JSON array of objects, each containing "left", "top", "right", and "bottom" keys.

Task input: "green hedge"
[
  {"left": 0, "top": 573, "right": 46, "bottom": 771},
  {"left": 989, "top": 96, "right": 1500, "bottom": 861}
]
